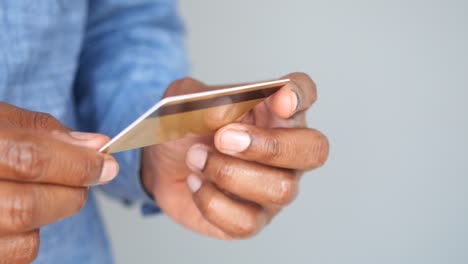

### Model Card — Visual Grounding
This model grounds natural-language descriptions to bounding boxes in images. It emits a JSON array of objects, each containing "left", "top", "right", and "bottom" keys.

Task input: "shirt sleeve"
[{"left": 73, "top": 0, "right": 189, "bottom": 215}]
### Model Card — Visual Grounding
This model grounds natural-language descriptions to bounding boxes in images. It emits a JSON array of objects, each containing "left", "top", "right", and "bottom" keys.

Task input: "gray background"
[{"left": 96, "top": 0, "right": 468, "bottom": 263}]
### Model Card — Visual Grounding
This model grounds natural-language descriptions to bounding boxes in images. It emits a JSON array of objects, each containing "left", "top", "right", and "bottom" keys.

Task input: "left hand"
[{"left": 141, "top": 72, "right": 329, "bottom": 239}]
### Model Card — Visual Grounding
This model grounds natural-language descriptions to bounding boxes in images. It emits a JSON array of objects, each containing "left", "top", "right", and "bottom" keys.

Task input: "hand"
[
  {"left": 0, "top": 103, "right": 119, "bottom": 263},
  {"left": 142, "top": 73, "right": 329, "bottom": 239}
]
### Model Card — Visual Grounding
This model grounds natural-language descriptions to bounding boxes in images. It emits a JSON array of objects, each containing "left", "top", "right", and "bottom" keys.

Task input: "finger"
[
  {"left": 0, "top": 102, "right": 67, "bottom": 132},
  {"left": 0, "top": 181, "right": 88, "bottom": 235},
  {"left": 163, "top": 77, "right": 207, "bottom": 97},
  {"left": 50, "top": 129, "right": 112, "bottom": 151},
  {"left": 186, "top": 144, "right": 299, "bottom": 207},
  {"left": 0, "top": 128, "right": 119, "bottom": 186},
  {"left": 267, "top": 72, "right": 317, "bottom": 119},
  {"left": 0, "top": 102, "right": 110, "bottom": 150},
  {"left": 215, "top": 123, "right": 329, "bottom": 170},
  {"left": 0, "top": 229, "right": 39, "bottom": 264},
  {"left": 187, "top": 177, "right": 269, "bottom": 239}
]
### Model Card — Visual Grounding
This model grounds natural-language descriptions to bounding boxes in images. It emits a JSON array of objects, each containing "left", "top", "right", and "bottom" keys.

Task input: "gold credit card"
[{"left": 99, "top": 79, "right": 290, "bottom": 154}]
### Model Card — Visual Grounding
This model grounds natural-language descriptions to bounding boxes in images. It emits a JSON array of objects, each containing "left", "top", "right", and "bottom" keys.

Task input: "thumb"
[{"left": 51, "top": 131, "right": 111, "bottom": 151}]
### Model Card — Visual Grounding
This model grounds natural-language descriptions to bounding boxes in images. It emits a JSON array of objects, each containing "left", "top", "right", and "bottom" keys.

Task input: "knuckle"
[
  {"left": 75, "top": 154, "right": 103, "bottom": 186},
  {"left": 195, "top": 184, "right": 263, "bottom": 239},
  {"left": 171, "top": 77, "right": 189, "bottom": 88},
  {"left": 2, "top": 137, "right": 49, "bottom": 181},
  {"left": 0, "top": 102, "right": 15, "bottom": 117},
  {"left": 305, "top": 131, "right": 330, "bottom": 169},
  {"left": 210, "top": 158, "right": 234, "bottom": 187},
  {"left": 308, "top": 80, "right": 318, "bottom": 103},
  {"left": 178, "top": 77, "right": 204, "bottom": 88},
  {"left": 8, "top": 192, "right": 36, "bottom": 231},
  {"left": 32, "top": 112, "right": 60, "bottom": 130},
  {"left": 22, "top": 230, "right": 40, "bottom": 263},
  {"left": 196, "top": 189, "right": 214, "bottom": 218},
  {"left": 167, "top": 77, "right": 204, "bottom": 96},
  {"left": 318, "top": 134, "right": 330, "bottom": 164},
  {"left": 315, "top": 133, "right": 330, "bottom": 166},
  {"left": 0, "top": 102, "right": 12, "bottom": 121},
  {"left": 261, "top": 136, "right": 281, "bottom": 161},
  {"left": 294, "top": 72, "right": 315, "bottom": 87},
  {"left": 73, "top": 162, "right": 92, "bottom": 186},
  {"left": 233, "top": 212, "right": 260, "bottom": 239},
  {"left": 178, "top": 76, "right": 196, "bottom": 85},
  {"left": 292, "top": 72, "right": 317, "bottom": 103},
  {"left": 272, "top": 173, "right": 298, "bottom": 206},
  {"left": 203, "top": 105, "right": 231, "bottom": 130},
  {"left": 301, "top": 72, "right": 316, "bottom": 89}
]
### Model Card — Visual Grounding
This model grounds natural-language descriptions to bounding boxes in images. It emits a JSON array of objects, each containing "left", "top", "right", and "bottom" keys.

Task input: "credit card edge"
[
  {"left": 105, "top": 96, "right": 267, "bottom": 153},
  {"left": 99, "top": 79, "right": 290, "bottom": 153}
]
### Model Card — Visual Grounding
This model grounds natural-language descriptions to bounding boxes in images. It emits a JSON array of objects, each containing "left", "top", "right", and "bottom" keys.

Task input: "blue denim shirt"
[{"left": 0, "top": 1, "right": 188, "bottom": 263}]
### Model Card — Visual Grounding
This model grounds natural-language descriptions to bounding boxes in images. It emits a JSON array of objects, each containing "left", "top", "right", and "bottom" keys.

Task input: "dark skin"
[
  {"left": 0, "top": 104, "right": 119, "bottom": 263},
  {"left": 142, "top": 72, "right": 329, "bottom": 238},
  {"left": 0, "top": 72, "right": 328, "bottom": 262}
]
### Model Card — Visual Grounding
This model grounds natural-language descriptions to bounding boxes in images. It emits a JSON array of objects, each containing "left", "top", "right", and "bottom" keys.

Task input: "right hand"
[{"left": 0, "top": 103, "right": 119, "bottom": 263}]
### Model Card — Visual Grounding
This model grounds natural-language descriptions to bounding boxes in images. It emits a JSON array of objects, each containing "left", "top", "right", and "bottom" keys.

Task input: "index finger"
[
  {"left": 0, "top": 103, "right": 111, "bottom": 149},
  {"left": 214, "top": 123, "right": 329, "bottom": 170},
  {"left": 0, "top": 102, "right": 68, "bottom": 132},
  {"left": 267, "top": 72, "right": 317, "bottom": 119},
  {"left": 0, "top": 128, "right": 119, "bottom": 186}
]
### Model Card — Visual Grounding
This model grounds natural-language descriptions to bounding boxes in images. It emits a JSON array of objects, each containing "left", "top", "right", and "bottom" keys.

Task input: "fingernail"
[
  {"left": 219, "top": 128, "right": 251, "bottom": 153},
  {"left": 186, "top": 146, "right": 208, "bottom": 170},
  {"left": 98, "top": 155, "right": 119, "bottom": 183},
  {"left": 289, "top": 89, "right": 299, "bottom": 113},
  {"left": 187, "top": 174, "right": 202, "bottom": 193},
  {"left": 70, "top": 131, "right": 101, "bottom": 141}
]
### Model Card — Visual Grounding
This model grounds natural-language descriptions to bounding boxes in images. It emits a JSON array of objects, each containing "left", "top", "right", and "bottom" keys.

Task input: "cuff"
[{"left": 99, "top": 148, "right": 161, "bottom": 216}]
